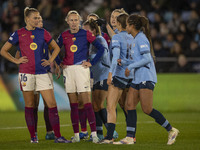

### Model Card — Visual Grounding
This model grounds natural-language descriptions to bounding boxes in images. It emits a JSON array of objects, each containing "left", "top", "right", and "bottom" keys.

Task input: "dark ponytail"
[{"left": 127, "top": 14, "right": 156, "bottom": 62}]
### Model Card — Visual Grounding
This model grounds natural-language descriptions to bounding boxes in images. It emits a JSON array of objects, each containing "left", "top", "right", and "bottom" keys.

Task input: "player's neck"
[
  {"left": 26, "top": 25, "right": 35, "bottom": 31},
  {"left": 132, "top": 30, "right": 139, "bottom": 38},
  {"left": 70, "top": 28, "right": 79, "bottom": 34}
]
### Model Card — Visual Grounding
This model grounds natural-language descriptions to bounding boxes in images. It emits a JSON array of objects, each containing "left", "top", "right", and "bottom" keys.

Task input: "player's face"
[
  {"left": 110, "top": 11, "right": 120, "bottom": 28},
  {"left": 26, "top": 12, "right": 40, "bottom": 28},
  {"left": 67, "top": 14, "right": 80, "bottom": 31},
  {"left": 37, "top": 16, "right": 43, "bottom": 28},
  {"left": 126, "top": 21, "right": 132, "bottom": 34}
]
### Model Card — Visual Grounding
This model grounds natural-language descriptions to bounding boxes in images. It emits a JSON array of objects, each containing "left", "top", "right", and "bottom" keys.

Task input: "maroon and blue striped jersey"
[
  {"left": 57, "top": 29, "right": 104, "bottom": 66},
  {"left": 8, "top": 27, "right": 52, "bottom": 74}
]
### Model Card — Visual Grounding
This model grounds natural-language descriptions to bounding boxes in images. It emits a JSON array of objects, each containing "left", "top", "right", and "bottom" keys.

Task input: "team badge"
[
  {"left": 70, "top": 44, "right": 78, "bottom": 52},
  {"left": 30, "top": 42, "right": 38, "bottom": 50},
  {"left": 22, "top": 82, "right": 26, "bottom": 87},
  {"left": 43, "top": 49, "right": 45, "bottom": 54},
  {"left": 30, "top": 35, "right": 35, "bottom": 39},
  {"left": 72, "top": 37, "right": 76, "bottom": 41}
]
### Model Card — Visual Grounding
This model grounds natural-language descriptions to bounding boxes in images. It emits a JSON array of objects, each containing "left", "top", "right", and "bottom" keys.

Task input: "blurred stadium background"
[{"left": 0, "top": 0, "right": 200, "bottom": 111}]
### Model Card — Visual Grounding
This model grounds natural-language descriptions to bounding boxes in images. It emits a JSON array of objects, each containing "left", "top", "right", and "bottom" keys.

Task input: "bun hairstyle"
[
  {"left": 127, "top": 14, "right": 156, "bottom": 62},
  {"left": 24, "top": 7, "right": 38, "bottom": 23},
  {"left": 65, "top": 10, "right": 82, "bottom": 22},
  {"left": 83, "top": 19, "right": 100, "bottom": 36}
]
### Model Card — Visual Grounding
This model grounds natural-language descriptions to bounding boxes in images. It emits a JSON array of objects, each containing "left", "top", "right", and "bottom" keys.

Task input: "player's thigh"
[
  {"left": 126, "top": 87, "right": 139, "bottom": 110},
  {"left": 22, "top": 91, "right": 35, "bottom": 107},
  {"left": 40, "top": 89, "right": 57, "bottom": 108}
]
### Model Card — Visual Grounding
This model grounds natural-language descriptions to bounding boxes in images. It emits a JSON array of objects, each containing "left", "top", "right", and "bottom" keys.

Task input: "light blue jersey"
[
  {"left": 109, "top": 31, "right": 134, "bottom": 79},
  {"left": 127, "top": 31, "right": 157, "bottom": 84},
  {"left": 89, "top": 35, "right": 110, "bottom": 84}
]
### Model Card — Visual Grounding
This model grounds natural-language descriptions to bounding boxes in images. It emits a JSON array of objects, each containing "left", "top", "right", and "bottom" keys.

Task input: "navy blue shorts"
[
  {"left": 112, "top": 76, "right": 131, "bottom": 90},
  {"left": 130, "top": 81, "right": 155, "bottom": 91},
  {"left": 93, "top": 79, "right": 108, "bottom": 91}
]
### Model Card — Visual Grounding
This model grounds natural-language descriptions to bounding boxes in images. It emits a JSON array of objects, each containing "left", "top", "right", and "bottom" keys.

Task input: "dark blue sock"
[
  {"left": 149, "top": 108, "right": 172, "bottom": 131},
  {"left": 126, "top": 110, "right": 137, "bottom": 138},
  {"left": 106, "top": 123, "right": 115, "bottom": 140},
  {"left": 122, "top": 108, "right": 127, "bottom": 122},
  {"left": 99, "top": 108, "right": 107, "bottom": 126},
  {"left": 95, "top": 111, "right": 103, "bottom": 134}
]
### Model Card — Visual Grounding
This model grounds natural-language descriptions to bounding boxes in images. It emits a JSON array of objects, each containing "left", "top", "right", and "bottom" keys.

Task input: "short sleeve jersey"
[
  {"left": 110, "top": 31, "right": 134, "bottom": 79},
  {"left": 57, "top": 29, "right": 96, "bottom": 65},
  {"left": 132, "top": 31, "right": 157, "bottom": 84},
  {"left": 8, "top": 27, "right": 52, "bottom": 74}
]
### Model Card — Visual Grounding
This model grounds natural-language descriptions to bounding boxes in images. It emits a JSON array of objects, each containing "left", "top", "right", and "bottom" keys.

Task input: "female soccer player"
[
  {"left": 0, "top": 7, "right": 70, "bottom": 143},
  {"left": 87, "top": 13, "right": 110, "bottom": 46},
  {"left": 114, "top": 14, "right": 179, "bottom": 145},
  {"left": 100, "top": 13, "right": 134, "bottom": 144},
  {"left": 57, "top": 10, "right": 104, "bottom": 143},
  {"left": 106, "top": 9, "right": 130, "bottom": 121},
  {"left": 82, "top": 19, "right": 110, "bottom": 140},
  {"left": 15, "top": 15, "right": 61, "bottom": 140}
]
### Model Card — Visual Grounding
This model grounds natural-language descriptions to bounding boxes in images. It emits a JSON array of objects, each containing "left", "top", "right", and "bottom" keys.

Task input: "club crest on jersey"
[
  {"left": 22, "top": 82, "right": 26, "bottom": 87},
  {"left": 72, "top": 37, "right": 76, "bottom": 41},
  {"left": 30, "top": 42, "right": 38, "bottom": 50},
  {"left": 70, "top": 44, "right": 78, "bottom": 52},
  {"left": 30, "top": 35, "right": 35, "bottom": 39}
]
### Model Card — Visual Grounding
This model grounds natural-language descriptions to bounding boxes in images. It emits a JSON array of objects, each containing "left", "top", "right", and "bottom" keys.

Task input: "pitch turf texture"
[{"left": 0, "top": 74, "right": 200, "bottom": 150}]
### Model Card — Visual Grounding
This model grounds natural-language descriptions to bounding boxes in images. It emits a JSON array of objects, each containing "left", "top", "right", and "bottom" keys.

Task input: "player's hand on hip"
[
  {"left": 125, "top": 68, "right": 130, "bottom": 77},
  {"left": 41, "top": 59, "right": 51, "bottom": 67},
  {"left": 16, "top": 56, "right": 28, "bottom": 64},
  {"left": 82, "top": 61, "right": 91, "bottom": 68}
]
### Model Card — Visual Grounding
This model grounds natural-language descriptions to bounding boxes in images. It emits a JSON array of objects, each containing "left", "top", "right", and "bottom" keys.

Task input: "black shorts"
[
  {"left": 130, "top": 81, "right": 155, "bottom": 91},
  {"left": 112, "top": 76, "right": 131, "bottom": 90},
  {"left": 93, "top": 79, "right": 108, "bottom": 91}
]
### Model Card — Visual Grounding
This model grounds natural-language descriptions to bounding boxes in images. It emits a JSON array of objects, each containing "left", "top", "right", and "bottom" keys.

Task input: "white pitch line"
[{"left": 0, "top": 121, "right": 198, "bottom": 130}]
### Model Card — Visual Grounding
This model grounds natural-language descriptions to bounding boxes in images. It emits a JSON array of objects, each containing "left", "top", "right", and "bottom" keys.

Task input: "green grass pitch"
[
  {"left": 0, "top": 111, "right": 200, "bottom": 150},
  {"left": 0, "top": 74, "right": 200, "bottom": 149}
]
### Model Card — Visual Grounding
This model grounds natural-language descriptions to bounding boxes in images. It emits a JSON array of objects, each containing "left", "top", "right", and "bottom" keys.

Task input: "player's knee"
[{"left": 142, "top": 107, "right": 152, "bottom": 115}]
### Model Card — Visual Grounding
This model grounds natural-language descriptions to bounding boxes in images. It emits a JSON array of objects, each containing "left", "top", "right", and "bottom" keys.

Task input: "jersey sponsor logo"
[
  {"left": 30, "top": 42, "right": 38, "bottom": 50},
  {"left": 112, "top": 40, "right": 118, "bottom": 44},
  {"left": 70, "top": 44, "right": 78, "bottom": 52},
  {"left": 140, "top": 44, "right": 148, "bottom": 48},
  {"left": 30, "top": 35, "right": 35, "bottom": 39},
  {"left": 72, "top": 37, "right": 76, "bottom": 41}
]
